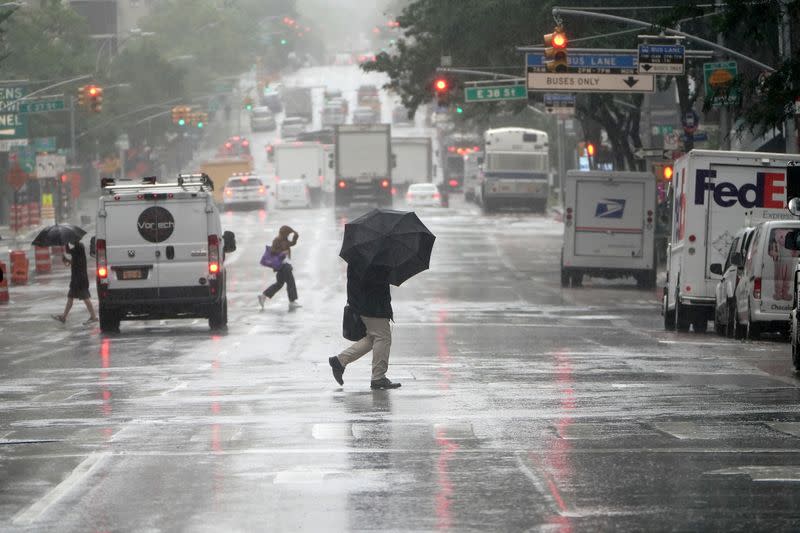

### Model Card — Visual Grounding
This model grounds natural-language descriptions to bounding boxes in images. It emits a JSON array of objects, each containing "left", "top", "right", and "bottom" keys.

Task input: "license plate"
[{"left": 121, "top": 269, "right": 143, "bottom": 280}]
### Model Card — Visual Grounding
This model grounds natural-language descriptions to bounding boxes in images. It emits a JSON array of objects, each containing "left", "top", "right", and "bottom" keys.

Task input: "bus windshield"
[{"left": 486, "top": 153, "right": 548, "bottom": 173}]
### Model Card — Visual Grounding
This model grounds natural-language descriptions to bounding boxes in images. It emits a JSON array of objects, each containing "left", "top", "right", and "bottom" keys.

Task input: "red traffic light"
[
  {"left": 663, "top": 166, "right": 673, "bottom": 180},
  {"left": 552, "top": 32, "right": 567, "bottom": 49},
  {"left": 587, "top": 143, "right": 596, "bottom": 157},
  {"left": 435, "top": 79, "right": 448, "bottom": 92},
  {"left": 88, "top": 86, "right": 99, "bottom": 96}
]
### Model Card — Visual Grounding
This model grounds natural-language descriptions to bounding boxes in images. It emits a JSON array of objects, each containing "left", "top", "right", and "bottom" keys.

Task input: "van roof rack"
[{"left": 101, "top": 173, "right": 214, "bottom": 194}]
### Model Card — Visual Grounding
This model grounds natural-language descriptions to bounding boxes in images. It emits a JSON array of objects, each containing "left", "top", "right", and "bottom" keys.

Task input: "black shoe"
[
  {"left": 329, "top": 356, "right": 345, "bottom": 385},
  {"left": 370, "top": 377, "right": 401, "bottom": 390}
]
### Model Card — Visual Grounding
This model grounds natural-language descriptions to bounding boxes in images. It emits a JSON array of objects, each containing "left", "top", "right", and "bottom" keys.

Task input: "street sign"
[
  {"left": 0, "top": 84, "right": 28, "bottom": 139},
  {"left": 18, "top": 96, "right": 65, "bottom": 114},
  {"left": 32, "top": 137, "right": 57, "bottom": 152},
  {"left": 544, "top": 93, "right": 576, "bottom": 116},
  {"left": 682, "top": 131, "right": 709, "bottom": 142},
  {"left": 704, "top": 61, "right": 739, "bottom": 107},
  {"left": 682, "top": 109, "right": 699, "bottom": 134},
  {"left": 634, "top": 148, "right": 671, "bottom": 160},
  {"left": 464, "top": 85, "right": 526, "bottom": 102},
  {"left": 652, "top": 125, "right": 674, "bottom": 135},
  {"left": 10, "top": 145, "right": 36, "bottom": 174},
  {"left": 0, "top": 138, "right": 28, "bottom": 151},
  {"left": 526, "top": 52, "right": 636, "bottom": 74},
  {"left": 527, "top": 72, "right": 655, "bottom": 93},
  {"left": 637, "top": 44, "right": 685, "bottom": 75},
  {"left": 664, "top": 132, "right": 681, "bottom": 150},
  {"left": 35, "top": 154, "right": 67, "bottom": 179}
]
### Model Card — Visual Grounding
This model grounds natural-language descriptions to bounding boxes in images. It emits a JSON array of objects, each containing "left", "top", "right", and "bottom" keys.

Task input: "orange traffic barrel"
[
  {"left": 28, "top": 202, "right": 40, "bottom": 226},
  {"left": 0, "top": 261, "right": 8, "bottom": 303},
  {"left": 9, "top": 250, "right": 28, "bottom": 285},
  {"left": 34, "top": 246, "right": 51, "bottom": 274}
]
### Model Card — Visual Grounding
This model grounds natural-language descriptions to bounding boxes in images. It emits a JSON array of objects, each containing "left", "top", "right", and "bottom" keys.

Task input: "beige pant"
[{"left": 338, "top": 316, "right": 392, "bottom": 381}]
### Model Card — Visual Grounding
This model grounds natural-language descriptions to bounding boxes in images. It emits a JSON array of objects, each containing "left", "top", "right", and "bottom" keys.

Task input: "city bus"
[{"left": 479, "top": 127, "right": 550, "bottom": 212}]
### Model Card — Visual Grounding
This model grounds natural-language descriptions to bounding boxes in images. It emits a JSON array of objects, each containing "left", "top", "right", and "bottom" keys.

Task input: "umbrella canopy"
[
  {"left": 31, "top": 223, "right": 86, "bottom": 247},
  {"left": 340, "top": 209, "right": 435, "bottom": 286}
]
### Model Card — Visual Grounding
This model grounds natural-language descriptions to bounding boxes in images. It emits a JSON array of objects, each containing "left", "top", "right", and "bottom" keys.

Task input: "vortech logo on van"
[
  {"left": 595, "top": 198, "right": 626, "bottom": 218},
  {"left": 694, "top": 169, "right": 786, "bottom": 208},
  {"left": 137, "top": 206, "right": 175, "bottom": 243}
]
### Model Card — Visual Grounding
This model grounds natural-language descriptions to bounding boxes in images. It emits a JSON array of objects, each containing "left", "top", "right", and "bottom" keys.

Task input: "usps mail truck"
[
  {"left": 663, "top": 150, "right": 799, "bottom": 333},
  {"left": 561, "top": 170, "right": 657, "bottom": 288}
]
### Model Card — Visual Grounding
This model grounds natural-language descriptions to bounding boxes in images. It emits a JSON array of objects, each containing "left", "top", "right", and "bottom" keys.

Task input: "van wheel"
[
  {"left": 99, "top": 307, "right": 121, "bottom": 333},
  {"left": 663, "top": 291, "right": 676, "bottom": 331},
  {"left": 675, "top": 298, "right": 690, "bottom": 332},
  {"left": 561, "top": 268, "right": 570, "bottom": 287},
  {"left": 693, "top": 317, "right": 708, "bottom": 333},
  {"left": 571, "top": 271, "right": 583, "bottom": 287},
  {"left": 734, "top": 305, "right": 746, "bottom": 339},
  {"left": 725, "top": 298, "right": 736, "bottom": 338},
  {"left": 209, "top": 299, "right": 227, "bottom": 331},
  {"left": 792, "top": 335, "right": 800, "bottom": 371},
  {"left": 713, "top": 306, "right": 725, "bottom": 336},
  {"left": 747, "top": 316, "right": 761, "bottom": 340}
]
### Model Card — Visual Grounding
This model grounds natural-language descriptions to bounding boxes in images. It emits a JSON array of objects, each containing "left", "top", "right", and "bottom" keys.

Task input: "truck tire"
[
  {"left": 571, "top": 271, "right": 583, "bottom": 287},
  {"left": 99, "top": 306, "right": 121, "bottom": 334},
  {"left": 692, "top": 317, "right": 708, "bottom": 333},
  {"left": 747, "top": 314, "right": 761, "bottom": 340},
  {"left": 793, "top": 323, "right": 800, "bottom": 370},
  {"left": 561, "top": 268, "right": 570, "bottom": 287},
  {"left": 209, "top": 298, "right": 227, "bottom": 331},
  {"left": 663, "top": 290, "right": 676, "bottom": 331},
  {"left": 725, "top": 298, "right": 736, "bottom": 338},
  {"left": 714, "top": 305, "right": 725, "bottom": 336},
  {"left": 734, "top": 304, "right": 746, "bottom": 339},
  {"left": 675, "top": 297, "right": 690, "bottom": 332}
]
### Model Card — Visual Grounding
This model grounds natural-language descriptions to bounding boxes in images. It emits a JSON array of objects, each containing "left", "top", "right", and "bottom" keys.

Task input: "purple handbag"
[{"left": 259, "top": 246, "right": 286, "bottom": 270}]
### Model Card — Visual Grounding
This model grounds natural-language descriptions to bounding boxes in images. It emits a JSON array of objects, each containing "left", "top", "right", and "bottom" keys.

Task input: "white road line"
[{"left": 12, "top": 451, "right": 110, "bottom": 526}]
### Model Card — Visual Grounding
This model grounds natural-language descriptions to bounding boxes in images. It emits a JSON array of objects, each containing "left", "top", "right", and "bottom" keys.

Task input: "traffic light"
[
  {"left": 586, "top": 143, "right": 596, "bottom": 158},
  {"left": 171, "top": 106, "right": 181, "bottom": 125},
  {"left": 434, "top": 78, "right": 450, "bottom": 108},
  {"left": 654, "top": 163, "right": 673, "bottom": 181},
  {"left": 280, "top": 38, "right": 288, "bottom": 46},
  {"left": 77, "top": 85, "right": 87, "bottom": 108},
  {"left": 455, "top": 105, "right": 463, "bottom": 114},
  {"left": 86, "top": 85, "right": 103, "bottom": 112},
  {"left": 544, "top": 26, "right": 568, "bottom": 73},
  {"left": 243, "top": 97, "right": 254, "bottom": 111}
]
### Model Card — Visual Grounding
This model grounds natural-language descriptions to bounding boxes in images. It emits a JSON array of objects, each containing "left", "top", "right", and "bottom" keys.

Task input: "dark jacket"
[
  {"left": 347, "top": 264, "right": 392, "bottom": 320},
  {"left": 67, "top": 242, "right": 89, "bottom": 291}
]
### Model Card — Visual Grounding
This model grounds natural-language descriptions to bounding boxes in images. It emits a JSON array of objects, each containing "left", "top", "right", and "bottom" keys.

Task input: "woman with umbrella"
[
  {"left": 33, "top": 224, "right": 98, "bottom": 325},
  {"left": 329, "top": 209, "right": 435, "bottom": 390}
]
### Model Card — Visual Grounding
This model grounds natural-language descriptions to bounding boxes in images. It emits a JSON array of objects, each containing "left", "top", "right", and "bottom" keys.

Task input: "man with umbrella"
[
  {"left": 329, "top": 209, "right": 435, "bottom": 390},
  {"left": 33, "top": 224, "right": 98, "bottom": 325}
]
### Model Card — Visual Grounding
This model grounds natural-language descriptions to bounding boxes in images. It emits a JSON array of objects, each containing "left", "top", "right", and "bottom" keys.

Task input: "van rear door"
[
  {"left": 573, "top": 178, "right": 645, "bottom": 258},
  {"left": 760, "top": 223, "right": 800, "bottom": 314},
  {"left": 154, "top": 198, "right": 210, "bottom": 290},
  {"left": 105, "top": 201, "right": 161, "bottom": 293}
]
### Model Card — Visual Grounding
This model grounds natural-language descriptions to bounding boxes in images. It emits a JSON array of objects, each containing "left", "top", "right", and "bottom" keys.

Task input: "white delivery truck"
[
  {"left": 273, "top": 142, "right": 325, "bottom": 207},
  {"left": 663, "top": 149, "right": 799, "bottom": 333},
  {"left": 561, "top": 170, "right": 657, "bottom": 289},
  {"left": 481, "top": 127, "right": 550, "bottom": 212},
  {"left": 94, "top": 174, "right": 237, "bottom": 333},
  {"left": 391, "top": 136, "right": 432, "bottom": 195},
  {"left": 334, "top": 123, "right": 393, "bottom": 208}
]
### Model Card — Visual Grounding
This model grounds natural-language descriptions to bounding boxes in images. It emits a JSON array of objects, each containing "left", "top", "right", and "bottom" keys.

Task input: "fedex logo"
[{"left": 694, "top": 169, "right": 785, "bottom": 209}]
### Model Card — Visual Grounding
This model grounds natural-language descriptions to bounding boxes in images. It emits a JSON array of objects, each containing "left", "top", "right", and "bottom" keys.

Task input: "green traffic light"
[
  {"left": 456, "top": 106, "right": 463, "bottom": 114},
  {"left": 280, "top": 39, "right": 287, "bottom": 45},
  {"left": 197, "top": 122, "right": 204, "bottom": 129},
  {"left": 178, "top": 118, "right": 185, "bottom": 126}
]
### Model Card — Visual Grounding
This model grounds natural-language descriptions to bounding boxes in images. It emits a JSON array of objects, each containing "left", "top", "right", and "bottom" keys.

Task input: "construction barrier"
[
  {"left": 0, "top": 261, "right": 8, "bottom": 303},
  {"left": 41, "top": 205, "right": 56, "bottom": 226},
  {"left": 28, "top": 202, "right": 40, "bottom": 226},
  {"left": 34, "top": 246, "right": 52, "bottom": 274},
  {"left": 9, "top": 250, "right": 29, "bottom": 285}
]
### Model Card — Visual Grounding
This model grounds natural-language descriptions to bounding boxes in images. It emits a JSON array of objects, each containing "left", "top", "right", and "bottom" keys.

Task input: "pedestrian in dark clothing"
[
  {"left": 329, "top": 265, "right": 400, "bottom": 390},
  {"left": 258, "top": 225, "right": 301, "bottom": 310},
  {"left": 52, "top": 240, "right": 98, "bottom": 325}
]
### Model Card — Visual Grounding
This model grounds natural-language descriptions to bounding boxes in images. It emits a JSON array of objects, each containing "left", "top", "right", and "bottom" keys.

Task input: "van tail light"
[
  {"left": 96, "top": 239, "right": 108, "bottom": 281},
  {"left": 406, "top": 192, "right": 413, "bottom": 200},
  {"left": 319, "top": 175, "right": 324, "bottom": 184},
  {"left": 208, "top": 235, "right": 220, "bottom": 277},
  {"left": 448, "top": 179, "right": 458, "bottom": 187},
  {"left": 225, "top": 188, "right": 233, "bottom": 197},
  {"left": 433, "top": 192, "right": 441, "bottom": 199},
  {"left": 338, "top": 180, "right": 347, "bottom": 189},
  {"left": 381, "top": 179, "right": 390, "bottom": 189},
  {"left": 753, "top": 277, "right": 762, "bottom": 299},
  {"left": 259, "top": 186, "right": 266, "bottom": 194}
]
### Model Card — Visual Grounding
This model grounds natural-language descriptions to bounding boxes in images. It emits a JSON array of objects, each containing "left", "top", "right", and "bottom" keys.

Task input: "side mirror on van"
[
  {"left": 223, "top": 231, "right": 237, "bottom": 254},
  {"left": 789, "top": 197, "right": 800, "bottom": 217},
  {"left": 731, "top": 251, "right": 744, "bottom": 268},
  {"left": 709, "top": 263, "right": 723, "bottom": 275},
  {"left": 784, "top": 229, "right": 800, "bottom": 250},
  {"left": 89, "top": 236, "right": 96, "bottom": 258}
]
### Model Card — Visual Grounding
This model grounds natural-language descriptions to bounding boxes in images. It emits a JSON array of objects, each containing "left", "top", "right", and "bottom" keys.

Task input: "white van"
[
  {"left": 95, "top": 174, "right": 236, "bottom": 333},
  {"left": 732, "top": 220, "right": 800, "bottom": 338},
  {"left": 276, "top": 179, "right": 311, "bottom": 209},
  {"left": 561, "top": 170, "right": 657, "bottom": 288},
  {"left": 663, "top": 150, "right": 799, "bottom": 333}
]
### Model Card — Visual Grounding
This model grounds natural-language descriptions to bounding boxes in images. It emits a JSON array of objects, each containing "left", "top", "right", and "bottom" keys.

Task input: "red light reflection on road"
[
  {"left": 436, "top": 307, "right": 452, "bottom": 390},
  {"left": 98, "top": 338, "right": 113, "bottom": 438},
  {"left": 435, "top": 428, "right": 459, "bottom": 530},
  {"left": 258, "top": 209, "right": 267, "bottom": 221}
]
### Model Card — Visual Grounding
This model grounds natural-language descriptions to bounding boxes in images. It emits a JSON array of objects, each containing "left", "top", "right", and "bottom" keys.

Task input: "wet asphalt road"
[
  {"left": 4, "top": 65, "right": 800, "bottom": 531},
  {"left": 3, "top": 198, "right": 800, "bottom": 531}
]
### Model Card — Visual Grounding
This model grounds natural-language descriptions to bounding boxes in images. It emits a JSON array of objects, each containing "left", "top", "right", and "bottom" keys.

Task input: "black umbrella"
[
  {"left": 340, "top": 209, "right": 435, "bottom": 286},
  {"left": 31, "top": 223, "right": 86, "bottom": 247}
]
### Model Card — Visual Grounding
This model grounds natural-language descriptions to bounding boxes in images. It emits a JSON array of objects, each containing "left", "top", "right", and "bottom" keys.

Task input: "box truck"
[
  {"left": 663, "top": 149, "right": 799, "bottom": 333},
  {"left": 391, "top": 137, "right": 432, "bottom": 195},
  {"left": 273, "top": 142, "right": 325, "bottom": 207},
  {"left": 561, "top": 170, "right": 657, "bottom": 289},
  {"left": 334, "top": 124, "right": 392, "bottom": 208}
]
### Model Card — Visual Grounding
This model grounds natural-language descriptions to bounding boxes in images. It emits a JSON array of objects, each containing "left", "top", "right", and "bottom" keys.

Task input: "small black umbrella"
[
  {"left": 31, "top": 223, "right": 86, "bottom": 247},
  {"left": 340, "top": 209, "right": 435, "bottom": 286}
]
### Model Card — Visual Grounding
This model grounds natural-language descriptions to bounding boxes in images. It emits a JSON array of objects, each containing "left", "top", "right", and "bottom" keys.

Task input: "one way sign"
[{"left": 35, "top": 154, "right": 66, "bottom": 179}]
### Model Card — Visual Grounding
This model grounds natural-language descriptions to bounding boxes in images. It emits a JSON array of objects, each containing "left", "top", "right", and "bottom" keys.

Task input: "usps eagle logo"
[{"left": 595, "top": 198, "right": 626, "bottom": 218}]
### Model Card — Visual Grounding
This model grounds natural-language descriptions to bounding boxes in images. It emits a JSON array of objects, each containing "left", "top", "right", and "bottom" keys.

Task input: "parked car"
[
  {"left": 352, "top": 106, "right": 379, "bottom": 125},
  {"left": 222, "top": 174, "right": 269, "bottom": 210},
  {"left": 406, "top": 183, "right": 442, "bottom": 207},
  {"left": 280, "top": 116, "right": 307, "bottom": 139},
  {"left": 711, "top": 226, "right": 755, "bottom": 337},
  {"left": 250, "top": 107, "right": 276, "bottom": 132},
  {"left": 733, "top": 220, "right": 800, "bottom": 339}
]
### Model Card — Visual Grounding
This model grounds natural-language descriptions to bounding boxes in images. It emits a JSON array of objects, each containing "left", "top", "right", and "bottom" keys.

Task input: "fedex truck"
[{"left": 663, "top": 150, "right": 799, "bottom": 333}]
